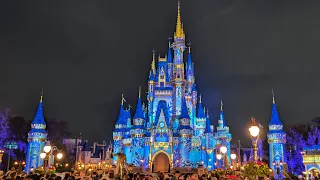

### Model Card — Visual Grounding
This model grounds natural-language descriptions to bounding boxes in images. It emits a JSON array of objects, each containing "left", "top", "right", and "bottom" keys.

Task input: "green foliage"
[{"left": 243, "top": 161, "right": 271, "bottom": 180}]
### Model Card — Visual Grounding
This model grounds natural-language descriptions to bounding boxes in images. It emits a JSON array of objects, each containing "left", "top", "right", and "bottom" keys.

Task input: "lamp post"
[
  {"left": 220, "top": 145, "right": 227, "bottom": 168},
  {"left": 249, "top": 117, "right": 260, "bottom": 162},
  {"left": 231, "top": 152, "right": 237, "bottom": 168},
  {"left": 0, "top": 149, "right": 4, "bottom": 164},
  {"left": 40, "top": 141, "right": 63, "bottom": 172},
  {"left": 216, "top": 153, "right": 222, "bottom": 168}
]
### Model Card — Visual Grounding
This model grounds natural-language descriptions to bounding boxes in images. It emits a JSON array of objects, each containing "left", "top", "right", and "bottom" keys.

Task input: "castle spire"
[
  {"left": 151, "top": 50, "right": 156, "bottom": 75},
  {"left": 219, "top": 100, "right": 225, "bottom": 127},
  {"left": 197, "top": 94, "right": 205, "bottom": 119},
  {"left": 133, "top": 87, "right": 145, "bottom": 120},
  {"left": 167, "top": 37, "right": 173, "bottom": 63},
  {"left": 116, "top": 95, "right": 126, "bottom": 125},
  {"left": 269, "top": 90, "right": 283, "bottom": 126},
  {"left": 31, "top": 90, "right": 46, "bottom": 127},
  {"left": 179, "top": 97, "right": 190, "bottom": 119},
  {"left": 174, "top": 0, "right": 185, "bottom": 39},
  {"left": 204, "top": 110, "right": 212, "bottom": 133}
]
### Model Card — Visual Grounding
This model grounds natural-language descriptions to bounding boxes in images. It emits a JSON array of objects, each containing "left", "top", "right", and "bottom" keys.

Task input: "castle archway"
[{"left": 152, "top": 151, "right": 170, "bottom": 173}]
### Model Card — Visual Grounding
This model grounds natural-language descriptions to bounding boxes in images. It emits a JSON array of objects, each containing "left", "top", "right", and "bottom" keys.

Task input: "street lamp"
[
  {"left": 219, "top": 145, "right": 228, "bottom": 168},
  {"left": 249, "top": 117, "right": 260, "bottom": 162},
  {"left": 40, "top": 141, "right": 63, "bottom": 172},
  {"left": 216, "top": 154, "right": 222, "bottom": 160},
  {"left": 231, "top": 152, "right": 237, "bottom": 168},
  {"left": 220, "top": 146, "right": 227, "bottom": 154}
]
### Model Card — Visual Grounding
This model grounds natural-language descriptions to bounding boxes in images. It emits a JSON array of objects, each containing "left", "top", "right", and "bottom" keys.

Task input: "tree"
[
  {"left": 286, "top": 128, "right": 305, "bottom": 175},
  {"left": 0, "top": 109, "right": 11, "bottom": 147}
]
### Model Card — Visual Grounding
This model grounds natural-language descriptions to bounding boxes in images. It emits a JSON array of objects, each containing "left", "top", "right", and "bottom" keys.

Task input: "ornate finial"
[
  {"left": 187, "top": 41, "right": 191, "bottom": 53},
  {"left": 168, "top": 36, "right": 172, "bottom": 47},
  {"left": 138, "top": 86, "right": 141, "bottom": 98},
  {"left": 175, "top": 0, "right": 185, "bottom": 39},
  {"left": 121, "top": 94, "right": 125, "bottom": 105},
  {"left": 40, "top": 88, "right": 44, "bottom": 102},
  {"left": 203, "top": 107, "right": 206, "bottom": 114},
  {"left": 220, "top": 100, "right": 223, "bottom": 111},
  {"left": 251, "top": 116, "right": 256, "bottom": 124},
  {"left": 128, "top": 104, "right": 132, "bottom": 110},
  {"left": 151, "top": 50, "right": 156, "bottom": 75},
  {"left": 206, "top": 109, "right": 209, "bottom": 118},
  {"left": 272, "top": 89, "right": 275, "bottom": 104},
  {"left": 199, "top": 94, "right": 202, "bottom": 103}
]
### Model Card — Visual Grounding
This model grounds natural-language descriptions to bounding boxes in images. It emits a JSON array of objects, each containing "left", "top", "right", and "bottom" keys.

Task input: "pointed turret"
[
  {"left": 197, "top": 95, "right": 206, "bottom": 119},
  {"left": 187, "top": 42, "right": 193, "bottom": 71},
  {"left": 270, "top": 90, "right": 283, "bottom": 126},
  {"left": 31, "top": 89, "right": 46, "bottom": 130},
  {"left": 204, "top": 110, "right": 212, "bottom": 133},
  {"left": 180, "top": 97, "right": 190, "bottom": 120},
  {"left": 218, "top": 100, "right": 225, "bottom": 127},
  {"left": 174, "top": 0, "right": 185, "bottom": 39},
  {"left": 114, "top": 94, "right": 127, "bottom": 133},
  {"left": 134, "top": 87, "right": 145, "bottom": 120}
]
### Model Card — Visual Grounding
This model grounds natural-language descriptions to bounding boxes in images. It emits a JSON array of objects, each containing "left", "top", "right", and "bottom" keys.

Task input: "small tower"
[
  {"left": 195, "top": 95, "right": 206, "bottom": 136},
  {"left": 267, "top": 91, "right": 286, "bottom": 176},
  {"left": 148, "top": 51, "right": 156, "bottom": 125},
  {"left": 178, "top": 98, "right": 193, "bottom": 167},
  {"left": 25, "top": 90, "right": 48, "bottom": 173},
  {"left": 216, "top": 100, "right": 232, "bottom": 166},
  {"left": 131, "top": 88, "right": 146, "bottom": 167},
  {"left": 122, "top": 107, "right": 132, "bottom": 164},
  {"left": 167, "top": 38, "right": 173, "bottom": 80},
  {"left": 186, "top": 42, "right": 195, "bottom": 93},
  {"left": 172, "top": 0, "right": 186, "bottom": 117},
  {"left": 204, "top": 111, "right": 214, "bottom": 170},
  {"left": 113, "top": 95, "right": 127, "bottom": 163}
]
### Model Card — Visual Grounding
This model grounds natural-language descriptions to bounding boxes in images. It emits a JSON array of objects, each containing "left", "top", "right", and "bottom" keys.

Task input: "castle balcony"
[{"left": 217, "top": 126, "right": 229, "bottom": 131}]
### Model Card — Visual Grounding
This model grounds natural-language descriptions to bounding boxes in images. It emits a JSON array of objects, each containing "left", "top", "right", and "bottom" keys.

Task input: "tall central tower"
[
  {"left": 25, "top": 92, "right": 48, "bottom": 173},
  {"left": 172, "top": 1, "right": 186, "bottom": 118}
]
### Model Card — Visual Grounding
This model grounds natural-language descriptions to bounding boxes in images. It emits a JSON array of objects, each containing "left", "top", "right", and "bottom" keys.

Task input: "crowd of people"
[{"left": 0, "top": 169, "right": 307, "bottom": 180}]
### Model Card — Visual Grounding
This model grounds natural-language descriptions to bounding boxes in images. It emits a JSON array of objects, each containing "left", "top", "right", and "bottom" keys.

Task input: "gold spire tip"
[
  {"left": 40, "top": 88, "right": 43, "bottom": 102},
  {"left": 121, "top": 94, "right": 124, "bottom": 105},
  {"left": 272, "top": 89, "right": 275, "bottom": 104},
  {"left": 188, "top": 41, "right": 191, "bottom": 53},
  {"left": 138, "top": 86, "right": 141, "bottom": 98},
  {"left": 175, "top": 0, "right": 185, "bottom": 39}
]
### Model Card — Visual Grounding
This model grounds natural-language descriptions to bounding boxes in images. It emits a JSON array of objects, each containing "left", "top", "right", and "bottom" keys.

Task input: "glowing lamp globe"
[
  {"left": 57, "top": 153, "right": 63, "bottom": 159},
  {"left": 231, "top": 153, "right": 237, "bottom": 160},
  {"left": 40, "top": 153, "right": 46, "bottom": 159},
  {"left": 220, "top": 146, "right": 227, "bottom": 154},
  {"left": 249, "top": 125, "right": 260, "bottom": 137},
  {"left": 43, "top": 145, "right": 52, "bottom": 153},
  {"left": 216, "top": 154, "right": 222, "bottom": 160}
]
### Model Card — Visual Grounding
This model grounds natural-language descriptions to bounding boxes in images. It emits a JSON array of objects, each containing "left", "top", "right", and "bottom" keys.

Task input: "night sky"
[{"left": 1, "top": 0, "right": 320, "bottom": 145}]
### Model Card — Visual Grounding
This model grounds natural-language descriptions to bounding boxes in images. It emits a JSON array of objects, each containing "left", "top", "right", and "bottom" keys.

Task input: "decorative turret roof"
[
  {"left": 180, "top": 97, "right": 190, "bottom": 119},
  {"left": 149, "top": 70, "right": 155, "bottom": 81},
  {"left": 31, "top": 90, "right": 46, "bottom": 127},
  {"left": 133, "top": 87, "right": 145, "bottom": 120},
  {"left": 204, "top": 111, "right": 212, "bottom": 133},
  {"left": 269, "top": 90, "right": 283, "bottom": 126},
  {"left": 174, "top": 0, "right": 185, "bottom": 39},
  {"left": 116, "top": 94, "right": 126, "bottom": 125},
  {"left": 197, "top": 95, "right": 206, "bottom": 119},
  {"left": 187, "top": 42, "right": 193, "bottom": 71},
  {"left": 218, "top": 100, "right": 226, "bottom": 127},
  {"left": 30, "top": 90, "right": 47, "bottom": 133}
]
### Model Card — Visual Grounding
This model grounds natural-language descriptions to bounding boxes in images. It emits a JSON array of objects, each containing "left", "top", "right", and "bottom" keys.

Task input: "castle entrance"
[{"left": 152, "top": 152, "right": 170, "bottom": 173}]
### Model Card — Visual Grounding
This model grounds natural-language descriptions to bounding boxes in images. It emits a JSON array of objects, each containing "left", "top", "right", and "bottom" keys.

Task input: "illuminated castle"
[
  {"left": 112, "top": 2, "right": 232, "bottom": 171},
  {"left": 267, "top": 92, "right": 286, "bottom": 177},
  {"left": 25, "top": 92, "right": 48, "bottom": 173}
]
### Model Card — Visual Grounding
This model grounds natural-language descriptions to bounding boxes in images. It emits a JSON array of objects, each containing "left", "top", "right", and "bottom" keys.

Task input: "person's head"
[
  {"left": 92, "top": 172, "right": 97, "bottom": 177},
  {"left": 109, "top": 173, "right": 115, "bottom": 178}
]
